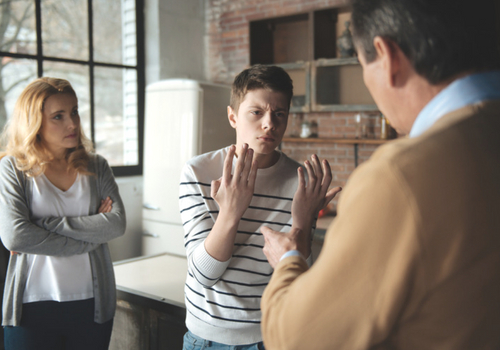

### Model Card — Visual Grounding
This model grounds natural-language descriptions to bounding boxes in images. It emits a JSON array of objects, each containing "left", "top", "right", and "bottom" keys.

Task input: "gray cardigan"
[{"left": 0, "top": 154, "right": 126, "bottom": 326}]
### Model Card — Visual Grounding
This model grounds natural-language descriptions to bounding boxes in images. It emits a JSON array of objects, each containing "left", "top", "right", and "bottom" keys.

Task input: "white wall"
[
  {"left": 145, "top": 0, "right": 206, "bottom": 85},
  {"left": 108, "top": 0, "right": 207, "bottom": 261}
]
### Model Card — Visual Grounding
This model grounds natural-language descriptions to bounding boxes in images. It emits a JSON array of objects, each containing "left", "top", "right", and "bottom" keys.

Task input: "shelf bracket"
[{"left": 354, "top": 143, "right": 359, "bottom": 168}]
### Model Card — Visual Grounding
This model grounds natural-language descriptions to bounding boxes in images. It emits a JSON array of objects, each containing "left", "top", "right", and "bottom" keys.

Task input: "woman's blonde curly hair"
[{"left": 0, "top": 77, "right": 94, "bottom": 176}]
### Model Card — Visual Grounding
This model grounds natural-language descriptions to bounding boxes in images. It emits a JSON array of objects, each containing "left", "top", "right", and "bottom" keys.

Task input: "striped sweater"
[{"left": 179, "top": 147, "right": 307, "bottom": 345}]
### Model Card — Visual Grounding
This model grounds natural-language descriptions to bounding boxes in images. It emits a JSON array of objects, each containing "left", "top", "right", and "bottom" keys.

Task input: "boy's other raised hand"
[
  {"left": 211, "top": 144, "right": 258, "bottom": 222},
  {"left": 292, "top": 155, "right": 342, "bottom": 233},
  {"left": 262, "top": 155, "right": 342, "bottom": 267}
]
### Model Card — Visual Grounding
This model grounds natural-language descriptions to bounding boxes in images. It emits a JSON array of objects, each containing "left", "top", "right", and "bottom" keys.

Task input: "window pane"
[
  {"left": 41, "top": 0, "right": 89, "bottom": 60},
  {"left": 0, "top": 0, "right": 37, "bottom": 55},
  {"left": 93, "top": 0, "right": 137, "bottom": 65},
  {"left": 43, "top": 61, "right": 91, "bottom": 139},
  {"left": 0, "top": 58, "right": 37, "bottom": 134},
  {"left": 94, "top": 67, "right": 138, "bottom": 166}
]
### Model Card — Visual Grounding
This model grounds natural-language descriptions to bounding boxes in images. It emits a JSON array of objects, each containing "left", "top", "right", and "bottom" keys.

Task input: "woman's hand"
[{"left": 98, "top": 196, "right": 113, "bottom": 214}]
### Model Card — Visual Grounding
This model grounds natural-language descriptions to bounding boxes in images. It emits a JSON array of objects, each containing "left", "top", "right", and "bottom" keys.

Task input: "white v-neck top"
[{"left": 23, "top": 173, "right": 93, "bottom": 303}]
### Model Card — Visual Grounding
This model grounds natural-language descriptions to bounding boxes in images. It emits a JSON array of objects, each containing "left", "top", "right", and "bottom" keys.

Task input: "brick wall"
[{"left": 206, "top": 0, "right": 388, "bottom": 207}]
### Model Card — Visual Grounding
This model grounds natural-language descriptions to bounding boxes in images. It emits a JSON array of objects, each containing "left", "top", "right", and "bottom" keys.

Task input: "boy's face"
[{"left": 228, "top": 89, "right": 289, "bottom": 163}]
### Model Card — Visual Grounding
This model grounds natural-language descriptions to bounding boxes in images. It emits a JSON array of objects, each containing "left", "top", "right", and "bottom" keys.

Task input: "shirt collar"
[{"left": 409, "top": 70, "right": 500, "bottom": 138}]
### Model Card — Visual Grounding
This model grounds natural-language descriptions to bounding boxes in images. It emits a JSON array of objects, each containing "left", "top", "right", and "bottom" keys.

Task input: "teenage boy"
[{"left": 179, "top": 65, "right": 339, "bottom": 349}]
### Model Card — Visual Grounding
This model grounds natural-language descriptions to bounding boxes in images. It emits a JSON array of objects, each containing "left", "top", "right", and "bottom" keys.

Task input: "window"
[{"left": 0, "top": 0, "right": 145, "bottom": 176}]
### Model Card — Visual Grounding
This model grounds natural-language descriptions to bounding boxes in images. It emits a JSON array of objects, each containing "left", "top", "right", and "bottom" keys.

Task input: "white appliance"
[{"left": 142, "top": 79, "right": 234, "bottom": 256}]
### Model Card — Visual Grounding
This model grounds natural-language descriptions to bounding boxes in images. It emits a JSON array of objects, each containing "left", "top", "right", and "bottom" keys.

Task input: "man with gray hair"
[{"left": 260, "top": 0, "right": 500, "bottom": 349}]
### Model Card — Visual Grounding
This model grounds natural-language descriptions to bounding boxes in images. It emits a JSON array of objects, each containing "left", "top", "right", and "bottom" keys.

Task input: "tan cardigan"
[{"left": 261, "top": 100, "right": 500, "bottom": 350}]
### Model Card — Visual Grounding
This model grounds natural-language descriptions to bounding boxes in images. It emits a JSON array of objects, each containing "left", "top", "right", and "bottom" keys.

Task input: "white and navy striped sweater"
[{"left": 179, "top": 147, "right": 308, "bottom": 345}]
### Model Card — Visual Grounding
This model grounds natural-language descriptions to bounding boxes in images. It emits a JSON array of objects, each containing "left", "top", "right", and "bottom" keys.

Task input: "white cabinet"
[
  {"left": 142, "top": 221, "right": 186, "bottom": 257},
  {"left": 142, "top": 79, "right": 234, "bottom": 256}
]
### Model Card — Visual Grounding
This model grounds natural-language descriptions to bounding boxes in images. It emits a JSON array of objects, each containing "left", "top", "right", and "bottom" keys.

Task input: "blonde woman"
[{"left": 0, "top": 77, "right": 126, "bottom": 350}]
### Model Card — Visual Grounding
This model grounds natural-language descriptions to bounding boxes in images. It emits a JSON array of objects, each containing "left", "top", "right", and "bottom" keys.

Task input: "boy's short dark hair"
[
  {"left": 351, "top": 0, "right": 500, "bottom": 85},
  {"left": 230, "top": 65, "right": 293, "bottom": 113}
]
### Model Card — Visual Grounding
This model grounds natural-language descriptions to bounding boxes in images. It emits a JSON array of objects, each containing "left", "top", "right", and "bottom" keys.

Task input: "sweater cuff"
[{"left": 192, "top": 243, "right": 231, "bottom": 279}]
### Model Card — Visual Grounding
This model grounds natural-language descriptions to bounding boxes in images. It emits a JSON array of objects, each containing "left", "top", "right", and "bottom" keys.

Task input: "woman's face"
[{"left": 39, "top": 93, "right": 80, "bottom": 157}]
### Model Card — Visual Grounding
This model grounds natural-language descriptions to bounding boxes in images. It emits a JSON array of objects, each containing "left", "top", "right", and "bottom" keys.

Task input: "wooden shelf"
[{"left": 282, "top": 137, "right": 390, "bottom": 145}]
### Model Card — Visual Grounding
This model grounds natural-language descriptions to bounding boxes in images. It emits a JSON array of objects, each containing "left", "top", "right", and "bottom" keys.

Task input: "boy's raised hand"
[
  {"left": 262, "top": 155, "right": 341, "bottom": 267},
  {"left": 292, "top": 154, "right": 341, "bottom": 232},
  {"left": 206, "top": 144, "right": 258, "bottom": 261},
  {"left": 211, "top": 144, "right": 258, "bottom": 222}
]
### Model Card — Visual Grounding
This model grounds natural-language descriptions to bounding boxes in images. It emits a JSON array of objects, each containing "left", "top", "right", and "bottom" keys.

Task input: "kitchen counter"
[
  {"left": 114, "top": 252, "right": 187, "bottom": 308},
  {"left": 110, "top": 253, "right": 188, "bottom": 350},
  {"left": 109, "top": 224, "right": 333, "bottom": 350}
]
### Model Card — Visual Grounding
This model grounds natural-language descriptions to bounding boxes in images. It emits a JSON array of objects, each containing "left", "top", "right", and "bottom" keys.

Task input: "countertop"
[{"left": 113, "top": 252, "right": 188, "bottom": 308}]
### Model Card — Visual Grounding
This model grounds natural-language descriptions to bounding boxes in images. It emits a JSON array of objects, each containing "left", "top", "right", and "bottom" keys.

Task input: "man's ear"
[
  {"left": 227, "top": 106, "right": 237, "bottom": 129},
  {"left": 372, "top": 36, "right": 402, "bottom": 87}
]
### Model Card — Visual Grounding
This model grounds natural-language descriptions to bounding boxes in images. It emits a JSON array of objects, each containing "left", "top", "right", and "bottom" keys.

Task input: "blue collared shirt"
[{"left": 409, "top": 71, "right": 500, "bottom": 138}]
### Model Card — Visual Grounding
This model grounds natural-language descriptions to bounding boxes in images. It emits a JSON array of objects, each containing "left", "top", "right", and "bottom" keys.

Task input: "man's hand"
[
  {"left": 262, "top": 226, "right": 305, "bottom": 268},
  {"left": 262, "top": 155, "right": 342, "bottom": 267}
]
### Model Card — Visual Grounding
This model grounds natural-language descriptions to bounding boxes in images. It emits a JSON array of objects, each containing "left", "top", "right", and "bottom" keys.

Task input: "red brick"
[
  {"left": 320, "top": 117, "right": 347, "bottom": 127},
  {"left": 335, "top": 126, "right": 357, "bottom": 134},
  {"left": 319, "top": 149, "right": 347, "bottom": 157}
]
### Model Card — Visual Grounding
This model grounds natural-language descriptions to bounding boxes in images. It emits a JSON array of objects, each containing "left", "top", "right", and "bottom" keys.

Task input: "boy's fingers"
[
  {"left": 296, "top": 166, "right": 306, "bottom": 190},
  {"left": 304, "top": 160, "right": 317, "bottom": 190},
  {"left": 324, "top": 186, "right": 342, "bottom": 206},
  {"left": 311, "top": 154, "right": 324, "bottom": 192},
  {"left": 241, "top": 147, "right": 254, "bottom": 182},
  {"left": 321, "top": 159, "right": 333, "bottom": 191},
  {"left": 247, "top": 159, "right": 258, "bottom": 188},
  {"left": 311, "top": 154, "right": 323, "bottom": 177},
  {"left": 223, "top": 145, "right": 236, "bottom": 184},
  {"left": 211, "top": 178, "right": 222, "bottom": 198},
  {"left": 234, "top": 143, "right": 248, "bottom": 179}
]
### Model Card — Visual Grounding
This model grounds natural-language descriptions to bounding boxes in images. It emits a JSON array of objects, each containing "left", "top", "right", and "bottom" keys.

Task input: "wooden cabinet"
[
  {"left": 110, "top": 253, "right": 188, "bottom": 350},
  {"left": 250, "top": 8, "right": 338, "bottom": 64},
  {"left": 278, "top": 62, "right": 311, "bottom": 112},
  {"left": 249, "top": 7, "right": 377, "bottom": 113},
  {"left": 110, "top": 290, "right": 186, "bottom": 350},
  {"left": 312, "top": 58, "right": 377, "bottom": 112}
]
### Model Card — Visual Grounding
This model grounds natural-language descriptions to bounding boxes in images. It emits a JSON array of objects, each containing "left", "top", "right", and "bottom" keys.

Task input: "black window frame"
[{"left": 0, "top": 0, "right": 145, "bottom": 177}]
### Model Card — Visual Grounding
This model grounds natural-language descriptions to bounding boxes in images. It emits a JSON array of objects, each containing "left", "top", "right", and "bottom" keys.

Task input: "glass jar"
[{"left": 300, "top": 121, "right": 312, "bottom": 138}]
